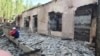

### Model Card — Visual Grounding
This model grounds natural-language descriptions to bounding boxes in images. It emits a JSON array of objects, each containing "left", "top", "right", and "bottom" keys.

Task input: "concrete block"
[{"left": 19, "top": 44, "right": 34, "bottom": 52}]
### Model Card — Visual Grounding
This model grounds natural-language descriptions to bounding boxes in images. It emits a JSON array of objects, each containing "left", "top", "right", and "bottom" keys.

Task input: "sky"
[{"left": 24, "top": 0, "right": 52, "bottom": 6}]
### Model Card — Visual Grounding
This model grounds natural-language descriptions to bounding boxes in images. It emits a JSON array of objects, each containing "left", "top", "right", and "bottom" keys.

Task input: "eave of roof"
[{"left": 22, "top": 1, "right": 53, "bottom": 13}]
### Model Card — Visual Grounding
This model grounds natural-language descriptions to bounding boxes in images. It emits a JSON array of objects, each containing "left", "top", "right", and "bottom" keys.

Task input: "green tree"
[
  {"left": 0, "top": 0, "right": 25, "bottom": 20},
  {"left": 0, "top": 0, "right": 35, "bottom": 20}
]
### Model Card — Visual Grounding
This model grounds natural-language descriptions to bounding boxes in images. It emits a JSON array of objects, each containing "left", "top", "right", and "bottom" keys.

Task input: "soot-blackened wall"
[{"left": 74, "top": 4, "right": 96, "bottom": 41}]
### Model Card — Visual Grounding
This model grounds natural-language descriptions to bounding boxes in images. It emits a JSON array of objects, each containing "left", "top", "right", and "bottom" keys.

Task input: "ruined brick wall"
[
  {"left": 20, "top": 0, "right": 97, "bottom": 39},
  {"left": 21, "top": 8, "right": 38, "bottom": 31}
]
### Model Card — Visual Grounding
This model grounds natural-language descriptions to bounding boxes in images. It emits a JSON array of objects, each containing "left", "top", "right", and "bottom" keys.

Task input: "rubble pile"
[
  {"left": 0, "top": 37, "right": 24, "bottom": 56},
  {"left": 17, "top": 31, "right": 95, "bottom": 56}
]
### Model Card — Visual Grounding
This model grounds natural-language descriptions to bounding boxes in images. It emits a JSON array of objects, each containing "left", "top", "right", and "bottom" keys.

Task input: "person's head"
[{"left": 12, "top": 27, "right": 16, "bottom": 30}]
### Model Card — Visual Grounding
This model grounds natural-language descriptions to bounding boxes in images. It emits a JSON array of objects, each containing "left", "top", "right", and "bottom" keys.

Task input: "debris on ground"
[
  {"left": 16, "top": 30, "right": 95, "bottom": 56},
  {"left": 0, "top": 37, "right": 24, "bottom": 56}
]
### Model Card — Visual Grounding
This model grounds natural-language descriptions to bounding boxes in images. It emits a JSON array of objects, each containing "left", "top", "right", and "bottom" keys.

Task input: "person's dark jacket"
[{"left": 14, "top": 30, "right": 19, "bottom": 38}]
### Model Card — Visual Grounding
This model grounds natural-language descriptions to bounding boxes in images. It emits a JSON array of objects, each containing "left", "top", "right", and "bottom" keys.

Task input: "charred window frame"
[
  {"left": 17, "top": 16, "right": 20, "bottom": 21},
  {"left": 24, "top": 16, "right": 30, "bottom": 27},
  {"left": 75, "top": 4, "right": 94, "bottom": 27},
  {"left": 4, "top": 19, "right": 6, "bottom": 22},
  {"left": 74, "top": 4, "right": 97, "bottom": 41},
  {"left": 33, "top": 15, "right": 38, "bottom": 28},
  {"left": 75, "top": 4, "right": 93, "bottom": 16},
  {"left": 49, "top": 11, "right": 62, "bottom": 31}
]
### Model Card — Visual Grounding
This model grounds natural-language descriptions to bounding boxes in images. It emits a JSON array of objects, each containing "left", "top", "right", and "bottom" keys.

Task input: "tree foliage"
[
  {"left": 0, "top": 0, "right": 41, "bottom": 20},
  {"left": 0, "top": 0, "right": 32, "bottom": 20}
]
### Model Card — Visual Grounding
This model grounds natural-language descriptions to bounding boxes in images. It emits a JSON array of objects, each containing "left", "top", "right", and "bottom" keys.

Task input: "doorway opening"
[
  {"left": 24, "top": 16, "right": 30, "bottom": 28},
  {"left": 33, "top": 15, "right": 38, "bottom": 32},
  {"left": 74, "top": 4, "right": 97, "bottom": 41}
]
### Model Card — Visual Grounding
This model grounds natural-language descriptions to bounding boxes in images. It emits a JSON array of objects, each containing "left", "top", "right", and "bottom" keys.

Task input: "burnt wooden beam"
[
  {"left": 96, "top": 1, "right": 100, "bottom": 56},
  {"left": 20, "top": 49, "right": 41, "bottom": 56}
]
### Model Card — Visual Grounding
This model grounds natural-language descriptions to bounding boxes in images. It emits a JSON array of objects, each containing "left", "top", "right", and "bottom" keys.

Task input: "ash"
[{"left": 17, "top": 30, "right": 95, "bottom": 56}]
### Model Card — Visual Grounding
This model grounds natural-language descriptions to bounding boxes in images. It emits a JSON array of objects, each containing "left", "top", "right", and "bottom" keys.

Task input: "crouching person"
[{"left": 10, "top": 27, "right": 19, "bottom": 39}]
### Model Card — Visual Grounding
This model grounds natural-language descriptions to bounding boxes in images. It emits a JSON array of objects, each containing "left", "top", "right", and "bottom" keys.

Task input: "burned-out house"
[{"left": 15, "top": 0, "right": 97, "bottom": 41}]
